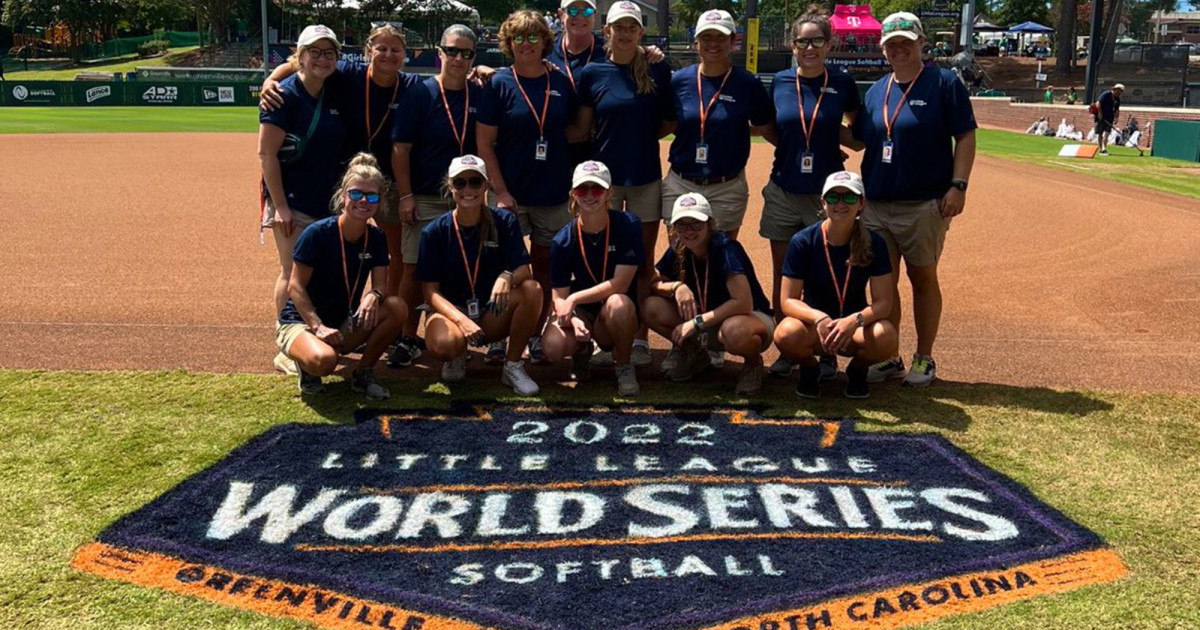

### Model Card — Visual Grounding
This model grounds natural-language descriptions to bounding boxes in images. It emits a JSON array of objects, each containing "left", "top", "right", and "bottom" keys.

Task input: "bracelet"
[
  {"left": 398, "top": 193, "right": 414, "bottom": 201},
  {"left": 814, "top": 315, "right": 830, "bottom": 326},
  {"left": 367, "top": 289, "right": 383, "bottom": 300},
  {"left": 671, "top": 281, "right": 683, "bottom": 295}
]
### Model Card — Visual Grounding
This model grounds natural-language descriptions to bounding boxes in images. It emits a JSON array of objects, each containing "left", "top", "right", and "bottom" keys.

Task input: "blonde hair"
[
  {"left": 442, "top": 173, "right": 497, "bottom": 245},
  {"left": 288, "top": 29, "right": 340, "bottom": 70},
  {"left": 331, "top": 153, "right": 389, "bottom": 215},
  {"left": 499, "top": 10, "right": 555, "bottom": 59},
  {"left": 365, "top": 23, "right": 406, "bottom": 56},
  {"left": 603, "top": 24, "right": 655, "bottom": 96}
]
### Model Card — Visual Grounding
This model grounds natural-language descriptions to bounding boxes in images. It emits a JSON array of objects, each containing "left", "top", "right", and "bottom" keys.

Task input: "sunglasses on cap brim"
[{"left": 882, "top": 20, "right": 919, "bottom": 35}]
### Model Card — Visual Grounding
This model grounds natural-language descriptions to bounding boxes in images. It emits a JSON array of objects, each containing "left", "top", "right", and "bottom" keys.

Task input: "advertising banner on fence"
[
  {"left": 5, "top": 81, "right": 68, "bottom": 105},
  {"left": 74, "top": 82, "right": 125, "bottom": 106},
  {"left": 200, "top": 85, "right": 238, "bottom": 105},
  {"left": 136, "top": 84, "right": 186, "bottom": 105}
]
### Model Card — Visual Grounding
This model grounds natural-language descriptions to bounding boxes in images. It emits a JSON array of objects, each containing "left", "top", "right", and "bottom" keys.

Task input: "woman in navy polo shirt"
[
  {"left": 773, "top": 171, "right": 898, "bottom": 399},
  {"left": 388, "top": 24, "right": 483, "bottom": 368},
  {"left": 549, "top": 0, "right": 606, "bottom": 166},
  {"left": 259, "top": 24, "right": 347, "bottom": 372},
  {"left": 645, "top": 193, "right": 774, "bottom": 396},
  {"left": 276, "top": 153, "right": 408, "bottom": 400},
  {"left": 763, "top": 6, "right": 861, "bottom": 379},
  {"left": 852, "top": 12, "right": 976, "bottom": 388},
  {"left": 542, "top": 161, "right": 644, "bottom": 397},
  {"left": 477, "top": 9, "right": 586, "bottom": 365},
  {"left": 663, "top": 9, "right": 774, "bottom": 240},
  {"left": 416, "top": 155, "right": 543, "bottom": 396}
]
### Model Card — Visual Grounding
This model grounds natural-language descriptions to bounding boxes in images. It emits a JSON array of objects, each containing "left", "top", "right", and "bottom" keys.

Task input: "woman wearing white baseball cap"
[
  {"left": 645, "top": 193, "right": 775, "bottom": 395},
  {"left": 542, "top": 160, "right": 645, "bottom": 396},
  {"left": 662, "top": 9, "right": 774, "bottom": 239},
  {"left": 773, "top": 171, "right": 897, "bottom": 399},
  {"left": 416, "top": 155, "right": 543, "bottom": 396},
  {"left": 851, "top": 11, "right": 976, "bottom": 388}
]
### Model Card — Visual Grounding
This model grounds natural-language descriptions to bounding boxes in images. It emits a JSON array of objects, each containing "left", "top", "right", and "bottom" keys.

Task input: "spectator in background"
[
  {"left": 1043, "top": 85, "right": 1053, "bottom": 104},
  {"left": 1066, "top": 86, "right": 1078, "bottom": 105},
  {"left": 1093, "top": 82, "right": 1123, "bottom": 155}
]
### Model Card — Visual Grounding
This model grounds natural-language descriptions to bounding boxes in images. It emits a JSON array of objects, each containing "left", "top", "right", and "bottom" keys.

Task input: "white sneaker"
[
  {"left": 659, "top": 347, "right": 684, "bottom": 373},
  {"left": 709, "top": 350, "right": 725, "bottom": 369},
  {"left": 590, "top": 349, "right": 615, "bottom": 367},
  {"left": 441, "top": 353, "right": 467, "bottom": 382},
  {"left": 615, "top": 364, "right": 640, "bottom": 396},
  {"left": 903, "top": 354, "right": 937, "bottom": 387},
  {"left": 866, "top": 357, "right": 906, "bottom": 384},
  {"left": 501, "top": 360, "right": 539, "bottom": 396},
  {"left": 274, "top": 351, "right": 299, "bottom": 375},
  {"left": 631, "top": 344, "right": 653, "bottom": 367}
]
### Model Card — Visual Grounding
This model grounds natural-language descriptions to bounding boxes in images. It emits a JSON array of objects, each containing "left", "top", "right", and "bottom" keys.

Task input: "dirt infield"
[{"left": 2, "top": 133, "right": 1198, "bottom": 393}]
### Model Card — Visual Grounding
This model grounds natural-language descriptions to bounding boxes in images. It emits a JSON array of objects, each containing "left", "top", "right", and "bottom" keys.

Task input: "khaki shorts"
[
  {"left": 862, "top": 199, "right": 950, "bottom": 268},
  {"left": 661, "top": 169, "right": 750, "bottom": 232},
  {"left": 261, "top": 197, "right": 321, "bottom": 231},
  {"left": 401, "top": 194, "right": 453, "bottom": 264},
  {"left": 275, "top": 317, "right": 353, "bottom": 355},
  {"left": 709, "top": 311, "right": 775, "bottom": 353},
  {"left": 759, "top": 180, "right": 823, "bottom": 242},
  {"left": 611, "top": 181, "right": 662, "bottom": 223},
  {"left": 373, "top": 186, "right": 403, "bottom": 225},
  {"left": 262, "top": 198, "right": 321, "bottom": 267},
  {"left": 518, "top": 203, "right": 571, "bottom": 247}
]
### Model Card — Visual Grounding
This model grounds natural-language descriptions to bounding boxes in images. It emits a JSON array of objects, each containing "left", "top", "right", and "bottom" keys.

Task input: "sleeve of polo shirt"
[
  {"left": 476, "top": 80, "right": 501, "bottom": 127},
  {"left": 655, "top": 248, "right": 678, "bottom": 280},
  {"left": 865, "top": 231, "right": 892, "bottom": 277},
  {"left": 549, "top": 231, "right": 573, "bottom": 289},
  {"left": 416, "top": 224, "right": 443, "bottom": 283},
  {"left": 260, "top": 86, "right": 292, "bottom": 127},
  {"left": 392, "top": 83, "right": 428, "bottom": 143},
  {"left": 500, "top": 211, "right": 531, "bottom": 270},
  {"left": 370, "top": 226, "right": 390, "bottom": 267},
  {"left": 720, "top": 241, "right": 747, "bottom": 278},
  {"left": 292, "top": 222, "right": 322, "bottom": 266},
  {"left": 942, "top": 71, "right": 977, "bottom": 136},
  {"left": 780, "top": 232, "right": 808, "bottom": 280},
  {"left": 748, "top": 73, "right": 774, "bottom": 127}
]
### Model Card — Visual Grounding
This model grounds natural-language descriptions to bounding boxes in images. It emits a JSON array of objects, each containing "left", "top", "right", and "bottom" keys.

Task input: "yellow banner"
[{"left": 746, "top": 18, "right": 760, "bottom": 74}]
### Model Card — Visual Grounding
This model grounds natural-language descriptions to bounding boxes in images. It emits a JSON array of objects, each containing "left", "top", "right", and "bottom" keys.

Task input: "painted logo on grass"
[{"left": 74, "top": 407, "right": 1125, "bottom": 630}]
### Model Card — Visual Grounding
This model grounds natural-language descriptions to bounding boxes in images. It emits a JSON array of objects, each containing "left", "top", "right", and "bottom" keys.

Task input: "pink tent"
[{"left": 831, "top": 5, "right": 882, "bottom": 51}]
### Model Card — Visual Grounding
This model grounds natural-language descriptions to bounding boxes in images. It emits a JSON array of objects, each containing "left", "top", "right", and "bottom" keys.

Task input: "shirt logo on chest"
[
  {"left": 908, "top": 99, "right": 927, "bottom": 107},
  {"left": 718, "top": 94, "right": 736, "bottom": 103}
]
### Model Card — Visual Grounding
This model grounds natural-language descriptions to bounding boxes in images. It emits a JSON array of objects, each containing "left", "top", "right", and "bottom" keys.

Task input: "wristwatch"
[
  {"left": 855, "top": 312, "right": 865, "bottom": 327},
  {"left": 693, "top": 315, "right": 705, "bottom": 330},
  {"left": 950, "top": 179, "right": 968, "bottom": 191}
]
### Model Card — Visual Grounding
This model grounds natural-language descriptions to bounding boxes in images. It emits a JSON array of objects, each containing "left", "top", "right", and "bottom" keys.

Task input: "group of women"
[{"left": 256, "top": 4, "right": 976, "bottom": 399}]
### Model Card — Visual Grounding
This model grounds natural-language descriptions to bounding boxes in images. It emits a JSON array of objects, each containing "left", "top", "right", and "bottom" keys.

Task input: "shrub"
[{"left": 138, "top": 40, "right": 170, "bottom": 57}]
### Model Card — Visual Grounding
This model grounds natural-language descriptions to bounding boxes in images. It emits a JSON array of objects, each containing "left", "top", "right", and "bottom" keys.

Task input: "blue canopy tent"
[{"left": 1008, "top": 21, "right": 1055, "bottom": 57}]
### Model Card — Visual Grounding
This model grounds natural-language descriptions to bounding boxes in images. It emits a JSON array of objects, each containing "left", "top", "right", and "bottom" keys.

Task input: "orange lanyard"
[
  {"left": 820, "top": 220, "right": 852, "bottom": 317},
  {"left": 882, "top": 67, "right": 923, "bottom": 142},
  {"left": 512, "top": 68, "right": 552, "bottom": 141},
  {"left": 795, "top": 68, "right": 828, "bottom": 151},
  {"left": 337, "top": 218, "right": 369, "bottom": 312},
  {"left": 560, "top": 35, "right": 595, "bottom": 93},
  {"left": 689, "top": 254, "right": 711, "bottom": 313},
  {"left": 436, "top": 75, "right": 470, "bottom": 154},
  {"left": 452, "top": 210, "right": 484, "bottom": 295},
  {"left": 696, "top": 66, "right": 732, "bottom": 141},
  {"left": 365, "top": 65, "right": 400, "bottom": 146},
  {"left": 576, "top": 215, "right": 610, "bottom": 285}
]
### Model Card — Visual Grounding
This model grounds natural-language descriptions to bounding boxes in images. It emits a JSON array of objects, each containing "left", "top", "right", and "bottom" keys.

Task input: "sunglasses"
[
  {"left": 572, "top": 184, "right": 607, "bottom": 199},
  {"left": 673, "top": 220, "right": 706, "bottom": 233},
  {"left": 513, "top": 34, "right": 542, "bottom": 45},
  {"left": 882, "top": 19, "right": 918, "bottom": 34},
  {"left": 793, "top": 37, "right": 828, "bottom": 49},
  {"left": 304, "top": 48, "right": 339, "bottom": 60},
  {"left": 440, "top": 45, "right": 476, "bottom": 59},
  {"left": 371, "top": 21, "right": 403, "bottom": 29},
  {"left": 452, "top": 176, "right": 486, "bottom": 190},
  {"left": 822, "top": 191, "right": 861, "bottom": 205},
  {"left": 566, "top": 5, "right": 596, "bottom": 17},
  {"left": 348, "top": 189, "right": 380, "bottom": 204}
]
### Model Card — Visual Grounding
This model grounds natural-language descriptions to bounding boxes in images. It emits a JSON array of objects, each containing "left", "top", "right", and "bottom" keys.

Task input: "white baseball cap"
[
  {"left": 670, "top": 193, "right": 713, "bottom": 224},
  {"left": 572, "top": 160, "right": 612, "bottom": 188},
  {"left": 297, "top": 24, "right": 340, "bottom": 49},
  {"left": 607, "top": 1, "right": 643, "bottom": 26},
  {"left": 695, "top": 9, "right": 736, "bottom": 36},
  {"left": 560, "top": 0, "right": 596, "bottom": 9},
  {"left": 1113, "top": 83, "right": 1126, "bottom": 91},
  {"left": 880, "top": 12, "right": 924, "bottom": 44},
  {"left": 448, "top": 154, "right": 488, "bottom": 179},
  {"left": 821, "top": 171, "right": 865, "bottom": 197}
]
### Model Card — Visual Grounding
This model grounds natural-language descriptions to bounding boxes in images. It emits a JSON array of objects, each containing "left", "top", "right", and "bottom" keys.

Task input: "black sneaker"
[
  {"left": 386, "top": 335, "right": 423, "bottom": 368},
  {"left": 570, "top": 341, "right": 594, "bottom": 382},
  {"left": 845, "top": 364, "right": 870, "bottom": 399},
  {"left": 795, "top": 363, "right": 821, "bottom": 398},
  {"left": 297, "top": 361, "right": 325, "bottom": 395},
  {"left": 351, "top": 367, "right": 390, "bottom": 400}
]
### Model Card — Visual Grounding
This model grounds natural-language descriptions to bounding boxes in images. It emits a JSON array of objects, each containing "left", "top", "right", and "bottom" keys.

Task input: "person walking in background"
[
  {"left": 763, "top": 4, "right": 861, "bottom": 379},
  {"left": 851, "top": 12, "right": 976, "bottom": 388},
  {"left": 1043, "top": 85, "right": 1054, "bottom": 104},
  {"left": 1066, "top": 86, "right": 1078, "bottom": 105},
  {"left": 1093, "top": 83, "right": 1123, "bottom": 156}
]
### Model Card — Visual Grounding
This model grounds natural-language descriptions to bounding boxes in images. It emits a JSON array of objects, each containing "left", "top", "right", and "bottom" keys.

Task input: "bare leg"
[
  {"left": 593, "top": 294, "right": 638, "bottom": 364},
  {"left": 773, "top": 317, "right": 820, "bottom": 366},
  {"left": 768, "top": 240, "right": 789, "bottom": 324},
  {"left": 718, "top": 314, "right": 768, "bottom": 366},
  {"left": 399, "top": 263, "right": 422, "bottom": 337},
  {"left": 272, "top": 225, "right": 300, "bottom": 316},
  {"left": 342, "top": 296, "right": 409, "bottom": 368},
  {"left": 530, "top": 243, "right": 553, "bottom": 333},
  {"left": 379, "top": 222, "right": 404, "bottom": 298},
  {"left": 906, "top": 263, "right": 941, "bottom": 357}
]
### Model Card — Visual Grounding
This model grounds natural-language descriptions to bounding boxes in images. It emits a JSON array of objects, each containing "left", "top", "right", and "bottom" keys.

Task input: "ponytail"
[
  {"left": 847, "top": 219, "right": 874, "bottom": 267},
  {"left": 603, "top": 28, "right": 655, "bottom": 95},
  {"left": 331, "top": 152, "right": 389, "bottom": 215}
]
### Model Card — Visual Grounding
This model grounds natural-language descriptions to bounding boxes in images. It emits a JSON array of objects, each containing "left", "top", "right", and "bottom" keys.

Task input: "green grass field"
[
  {"left": 2, "top": 47, "right": 201, "bottom": 80},
  {"left": 1, "top": 369, "right": 1198, "bottom": 629}
]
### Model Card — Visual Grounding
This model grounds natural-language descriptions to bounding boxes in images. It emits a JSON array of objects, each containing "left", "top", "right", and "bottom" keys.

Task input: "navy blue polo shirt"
[
  {"left": 278, "top": 216, "right": 389, "bottom": 325},
  {"left": 771, "top": 66, "right": 861, "bottom": 194},
  {"left": 576, "top": 58, "right": 674, "bottom": 187},
  {"left": 478, "top": 68, "right": 579, "bottom": 206},
  {"left": 416, "top": 209, "right": 529, "bottom": 309},
  {"left": 392, "top": 76, "right": 481, "bottom": 196},
  {"left": 667, "top": 64, "right": 774, "bottom": 179},
  {"left": 853, "top": 68, "right": 976, "bottom": 201},
  {"left": 550, "top": 210, "right": 643, "bottom": 299},
  {"left": 328, "top": 61, "right": 421, "bottom": 178},
  {"left": 655, "top": 232, "right": 772, "bottom": 315},
  {"left": 1097, "top": 90, "right": 1119, "bottom": 122},
  {"left": 259, "top": 75, "right": 346, "bottom": 218},
  {"left": 548, "top": 34, "right": 606, "bottom": 167},
  {"left": 781, "top": 222, "right": 891, "bottom": 319}
]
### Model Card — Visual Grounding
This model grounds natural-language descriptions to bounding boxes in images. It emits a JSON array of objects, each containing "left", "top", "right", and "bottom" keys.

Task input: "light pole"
[{"left": 261, "top": 0, "right": 269, "bottom": 77}]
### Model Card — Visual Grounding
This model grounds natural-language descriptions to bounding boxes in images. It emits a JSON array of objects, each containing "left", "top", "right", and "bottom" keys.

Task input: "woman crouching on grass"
[
  {"left": 417, "top": 155, "right": 543, "bottom": 396},
  {"left": 644, "top": 193, "right": 775, "bottom": 395},
  {"left": 773, "top": 171, "right": 897, "bottom": 399},
  {"left": 277, "top": 153, "right": 408, "bottom": 399},
  {"left": 541, "top": 161, "right": 644, "bottom": 397}
]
